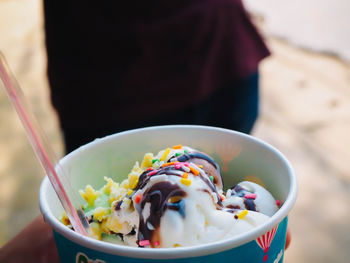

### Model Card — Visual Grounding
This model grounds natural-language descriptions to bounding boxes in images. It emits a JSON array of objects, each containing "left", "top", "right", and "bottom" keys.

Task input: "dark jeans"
[{"left": 63, "top": 72, "right": 259, "bottom": 153}]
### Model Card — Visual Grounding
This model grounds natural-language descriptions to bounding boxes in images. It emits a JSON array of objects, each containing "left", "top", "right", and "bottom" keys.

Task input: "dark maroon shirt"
[{"left": 44, "top": 0, "right": 269, "bottom": 130}]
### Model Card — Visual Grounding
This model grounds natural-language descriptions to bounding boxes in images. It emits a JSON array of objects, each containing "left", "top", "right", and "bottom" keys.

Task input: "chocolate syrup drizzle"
[
  {"left": 230, "top": 185, "right": 257, "bottom": 211},
  {"left": 136, "top": 166, "right": 182, "bottom": 190},
  {"left": 176, "top": 151, "right": 223, "bottom": 206},
  {"left": 136, "top": 181, "right": 186, "bottom": 243},
  {"left": 130, "top": 150, "right": 225, "bottom": 245},
  {"left": 177, "top": 151, "right": 222, "bottom": 185}
]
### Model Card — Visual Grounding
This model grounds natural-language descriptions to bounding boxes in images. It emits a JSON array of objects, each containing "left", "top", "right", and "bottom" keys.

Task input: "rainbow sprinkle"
[
  {"left": 276, "top": 200, "right": 281, "bottom": 206},
  {"left": 148, "top": 170, "right": 158, "bottom": 176},
  {"left": 152, "top": 158, "right": 160, "bottom": 164},
  {"left": 174, "top": 163, "right": 182, "bottom": 169},
  {"left": 127, "top": 190, "right": 133, "bottom": 196},
  {"left": 180, "top": 178, "right": 191, "bottom": 186},
  {"left": 162, "top": 161, "right": 177, "bottom": 167},
  {"left": 172, "top": 145, "right": 182, "bottom": 149},
  {"left": 146, "top": 167, "right": 153, "bottom": 171},
  {"left": 135, "top": 194, "right": 142, "bottom": 204},
  {"left": 139, "top": 240, "right": 150, "bottom": 247},
  {"left": 189, "top": 166, "right": 199, "bottom": 176},
  {"left": 181, "top": 166, "right": 190, "bottom": 172},
  {"left": 244, "top": 193, "right": 257, "bottom": 199},
  {"left": 155, "top": 241, "right": 160, "bottom": 247},
  {"left": 160, "top": 148, "right": 171, "bottom": 161},
  {"left": 237, "top": 209, "right": 248, "bottom": 219},
  {"left": 209, "top": 176, "right": 214, "bottom": 182},
  {"left": 182, "top": 172, "right": 189, "bottom": 178}
]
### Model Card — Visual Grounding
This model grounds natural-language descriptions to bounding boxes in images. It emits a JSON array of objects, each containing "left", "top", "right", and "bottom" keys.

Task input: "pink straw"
[{"left": 0, "top": 52, "right": 91, "bottom": 236}]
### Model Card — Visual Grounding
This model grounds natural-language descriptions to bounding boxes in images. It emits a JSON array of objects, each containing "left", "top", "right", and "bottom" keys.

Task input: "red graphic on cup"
[{"left": 256, "top": 225, "right": 278, "bottom": 262}]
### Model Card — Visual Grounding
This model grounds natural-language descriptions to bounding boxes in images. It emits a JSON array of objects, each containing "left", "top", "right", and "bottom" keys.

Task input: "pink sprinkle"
[
  {"left": 244, "top": 194, "right": 257, "bottom": 199},
  {"left": 155, "top": 241, "right": 160, "bottom": 246},
  {"left": 139, "top": 240, "right": 150, "bottom": 246},
  {"left": 183, "top": 163, "right": 189, "bottom": 167},
  {"left": 174, "top": 163, "right": 182, "bottom": 169},
  {"left": 149, "top": 170, "right": 158, "bottom": 176},
  {"left": 276, "top": 200, "right": 281, "bottom": 206}
]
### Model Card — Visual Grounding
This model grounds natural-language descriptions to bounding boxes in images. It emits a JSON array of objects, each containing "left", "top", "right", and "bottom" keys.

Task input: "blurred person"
[
  {"left": 0, "top": 215, "right": 59, "bottom": 263},
  {"left": 43, "top": 0, "right": 270, "bottom": 153},
  {"left": 0, "top": 0, "right": 279, "bottom": 262}
]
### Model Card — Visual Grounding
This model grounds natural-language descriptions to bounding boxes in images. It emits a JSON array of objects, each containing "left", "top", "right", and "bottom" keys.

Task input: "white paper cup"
[{"left": 40, "top": 125, "right": 297, "bottom": 263}]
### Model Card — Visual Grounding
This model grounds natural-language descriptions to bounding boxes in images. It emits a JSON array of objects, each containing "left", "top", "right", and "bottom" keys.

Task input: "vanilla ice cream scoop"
[
  {"left": 131, "top": 158, "right": 224, "bottom": 247},
  {"left": 222, "top": 181, "right": 278, "bottom": 217}
]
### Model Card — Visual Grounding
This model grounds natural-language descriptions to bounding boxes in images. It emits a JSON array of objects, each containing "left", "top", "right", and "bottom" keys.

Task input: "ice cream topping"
[{"left": 62, "top": 145, "right": 279, "bottom": 248}]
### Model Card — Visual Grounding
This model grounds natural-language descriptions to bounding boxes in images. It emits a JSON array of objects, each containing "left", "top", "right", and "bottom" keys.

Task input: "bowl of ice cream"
[{"left": 39, "top": 125, "right": 297, "bottom": 263}]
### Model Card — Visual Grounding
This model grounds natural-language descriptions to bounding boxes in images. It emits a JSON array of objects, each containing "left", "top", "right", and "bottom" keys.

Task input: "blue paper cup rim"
[{"left": 39, "top": 125, "right": 298, "bottom": 259}]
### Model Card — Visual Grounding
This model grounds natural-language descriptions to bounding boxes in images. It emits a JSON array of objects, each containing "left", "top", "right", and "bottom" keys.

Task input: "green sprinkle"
[
  {"left": 210, "top": 176, "right": 214, "bottom": 181},
  {"left": 175, "top": 152, "right": 182, "bottom": 157},
  {"left": 152, "top": 159, "right": 160, "bottom": 164},
  {"left": 184, "top": 149, "right": 189, "bottom": 154}
]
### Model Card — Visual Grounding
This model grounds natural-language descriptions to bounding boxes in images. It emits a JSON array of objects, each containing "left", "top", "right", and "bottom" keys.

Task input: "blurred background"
[{"left": 0, "top": 0, "right": 349, "bottom": 262}]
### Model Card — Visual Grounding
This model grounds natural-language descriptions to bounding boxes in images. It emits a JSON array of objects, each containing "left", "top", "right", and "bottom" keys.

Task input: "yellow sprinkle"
[
  {"left": 160, "top": 148, "right": 171, "bottom": 161},
  {"left": 100, "top": 219, "right": 110, "bottom": 233},
  {"left": 61, "top": 211, "right": 70, "bottom": 226},
  {"left": 182, "top": 172, "right": 188, "bottom": 178},
  {"left": 100, "top": 219, "right": 109, "bottom": 233},
  {"left": 128, "top": 190, "right": 133, "bottom": 196},
  {"left": 131, "top": 162, "right": 143, "bottom": 174},
  {"left": 106, "top": 216, "right": 125, "bottom": 233},
  {"left": 93, "top": 207, "right": 110, "bottom": 222},
  {"left": 237, "top": 209, "right": 248, "bottom": 219},
  {"left": 90, "top": 222, "right": 102, "bottom": 240},
  {"left": 128, "top": 173, "right": 140, "bottom": 189},
  {"left": 109, "top": 187, "right": 127, "bottom": 204},
  {"left": 172, "top": 145, "right": 182, "bottom": 149},
  {"left": 103, "top": 177, "right": 116, "bottom": 195},
  {"left": 79, "top": 185, "right": 100, "bottom": 206},
  {"left": 141, "top": 153, "right": 154, "bottom": 168},
  {"left": 180, "top": 178, "right": 191, "bottom": 186},
  {"left": 198, "top": 165, "right": 203, "bottom": 168},
  {"left": 109, "top": 195, "right": 118, "bottom": 205},
  {"left": 173, "top": 243, "right": 181, "bottom": 247},
  {"left": 120, "top": 180, "right": 129, "bottom": 189}
]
